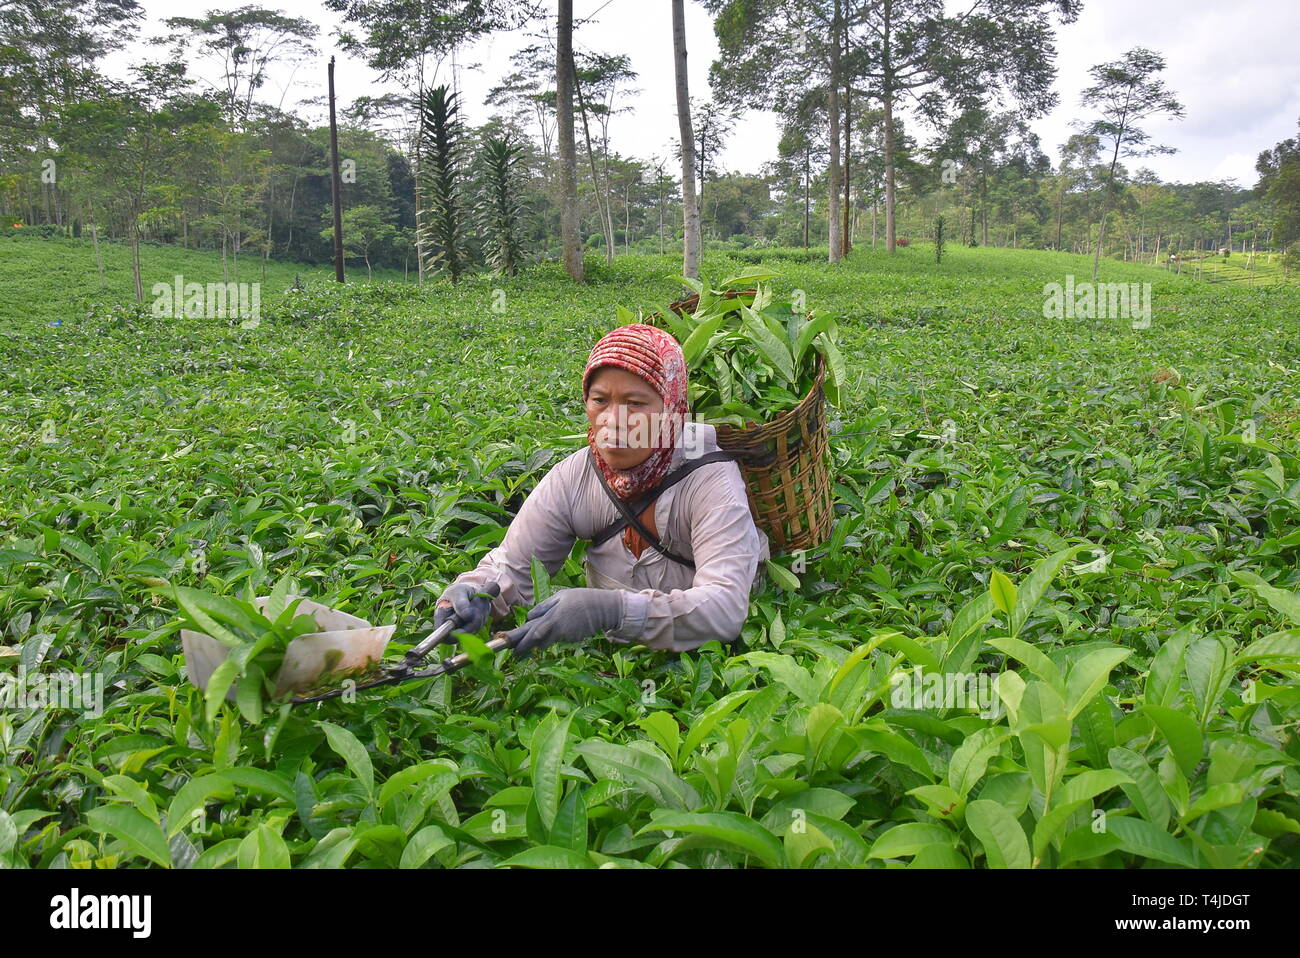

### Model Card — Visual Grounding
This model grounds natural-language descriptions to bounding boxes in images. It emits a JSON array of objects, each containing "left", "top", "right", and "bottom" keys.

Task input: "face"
[{"left": 585, "top": 366, "right": 665, "bottom": 470}]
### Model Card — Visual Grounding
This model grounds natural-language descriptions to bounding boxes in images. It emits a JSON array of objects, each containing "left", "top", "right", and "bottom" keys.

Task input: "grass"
[
  {"left": 1157, "top": 249, "right": 1297, "bottom": 287},
  {"left": 0, "top": 231, "right": 409, "bottom": 327},
  {"left": 1, "top": 234, "right": 1299, "bottom": 869}
]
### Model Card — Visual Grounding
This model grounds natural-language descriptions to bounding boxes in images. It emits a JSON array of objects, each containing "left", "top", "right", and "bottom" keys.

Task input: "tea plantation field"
[{"left": 2, "top": 232, "right": 1299, "bottom": 869}]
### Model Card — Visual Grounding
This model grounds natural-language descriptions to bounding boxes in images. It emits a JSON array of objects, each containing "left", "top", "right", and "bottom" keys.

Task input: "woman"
[{"left": 434, "top": 322, "right": 769, "bottom": 659}]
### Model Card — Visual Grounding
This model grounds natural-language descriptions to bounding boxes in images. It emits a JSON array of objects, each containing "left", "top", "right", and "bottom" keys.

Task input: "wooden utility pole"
[{"left": 328, "top": 56, "right": 346, "bottom": 282}]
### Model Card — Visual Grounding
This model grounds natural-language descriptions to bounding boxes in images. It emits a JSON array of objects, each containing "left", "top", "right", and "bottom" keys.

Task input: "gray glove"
[
  {"left": 434, "top": 581, "right": 496, "bottom": 636},
  {"left": 505, "top": 588, "right": 624, "bottom": 659}
]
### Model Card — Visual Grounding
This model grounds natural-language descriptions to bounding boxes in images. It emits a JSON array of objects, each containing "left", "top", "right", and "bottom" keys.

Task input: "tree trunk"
[
  {"left": 602, "top": 119, "right": 620, "bottom": 259},
  {"left": 980, "top": 167, "right": 989, "bottom": 246},
  {"left": 573, "top": 68, "right": 615, "bottom": 263},
  {"left": 827, "top": 0, "right": 842, "bottom": 263},
  {"left": 1054, "top": 188, "right": 1063, "bottom": 250},
  {"left": 881, "top": 0, "right": 897, "bottom": 253},
  {"left": 803, "top": 147, "right": 810, "bottom": 248},
  {"left": 658, "top": 185, "right": 665, "bottom": 254},
  {"left": 672, "top": 0, "right": 700, "bottom": 281},
  {"left": 842, "top": 77, "right": 852, "bottom": 257},
  {"left": 411, "top": 83, "right": 425, "bottom": 287},
  {"left": 1092, "top": 133, "right": 1123, "bottom": 281},
  {"left": 328, "top": 56, "right": 346, "bottom": 283},
  {"left": 557, "top": 0, "right": 584, "bottom": 282},
  {"left": 1091, "top": 210, "right": 1109, "bottom": 281},
  {"left": 92, "top": 222, "right": 104, "bottom": 285},
  {"left": 131, "top": 228, "right": 143, "bottom": 303}
]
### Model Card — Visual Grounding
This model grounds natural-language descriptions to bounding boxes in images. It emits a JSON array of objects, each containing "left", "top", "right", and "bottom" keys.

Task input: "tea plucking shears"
[{"left": 290, "top": 582, "right": 512, "bottom": 704}]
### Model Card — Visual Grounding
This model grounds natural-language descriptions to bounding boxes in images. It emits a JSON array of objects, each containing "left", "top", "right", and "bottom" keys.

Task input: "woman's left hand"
[{"left": 505, "top": 588, "right": 624, "bottom": 659}]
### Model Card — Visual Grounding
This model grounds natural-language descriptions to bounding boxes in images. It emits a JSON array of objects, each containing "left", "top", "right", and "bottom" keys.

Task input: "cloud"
[
  {"left": 100, "top": 0, "right": 1300, "bottom": 187},
  {"left": 1211, "top": 152, "right": 1258, "bottom": 185},
  {"left": 1035, "top": 0, "right": 1300, "bottom": 182}
]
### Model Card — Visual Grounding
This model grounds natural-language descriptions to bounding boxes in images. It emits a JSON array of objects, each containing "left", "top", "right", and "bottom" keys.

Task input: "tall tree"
[
  {"left": 648, "top": 154, "right": 678, "bottom": 255},
  {"left": 0, "top": 0, "right": 144, "bottom": 226},
  {"left": 686, "top": 96, "right": 738, "bottom": 239},
  {"left": 556, "top": 0, "right": 583, "bottom": 280},
  {"left": 1256, "top": 117, "right": 1300, "bottom": 251},
  {"left": 939, "top": 107, "right": 1042, "bottom": 246},
  {"left": 852, "top": 0, "right": 1079, "bottom": 253},
  {"left": 572, "top": 50, "right": 638, "bottom": 263},
  {"left": 1078, "top": 47, "right": 1184, "bottom": 280},
  {"left": 58, "top": 63, "right": 219, "bottom": 300},
  {"left": 195, "top": 128, "right": 272, "bottom": 281},
  {"left": 672, "top": 0, "right": 701, "bottom": 281},
  {"left": 1049, "top": 133, "right": 1102, "bottom": 251},
  {"left": 708, "top": 1, "right": 833, "bottom": 256},
  {"left": 826, "top": 0, "right": 842, "bottom": 262},
  {"left": 159, "top": 7, "right": 318, "bottom": 129},
  {"left": 776, "top": 110, "right": 825, "bottom": 248},
  {"left": 323, "top": 0, "right": 536, "bottom": 281}
]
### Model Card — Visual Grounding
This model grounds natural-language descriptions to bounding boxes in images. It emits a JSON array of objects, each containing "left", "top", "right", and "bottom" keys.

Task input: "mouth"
[{"left": 594, "top": 426, "right": 631, "bottom": 449}]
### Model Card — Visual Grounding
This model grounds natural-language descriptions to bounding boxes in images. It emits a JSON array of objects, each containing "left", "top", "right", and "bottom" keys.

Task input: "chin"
[{"left": 602, "top": 448, "right": 647, "bottom": 470}]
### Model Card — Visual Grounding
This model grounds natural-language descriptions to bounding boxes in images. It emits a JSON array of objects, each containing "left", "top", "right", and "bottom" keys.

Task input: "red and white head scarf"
[{"left": 582, "top": 323, "right": 688, "bottom": 502}]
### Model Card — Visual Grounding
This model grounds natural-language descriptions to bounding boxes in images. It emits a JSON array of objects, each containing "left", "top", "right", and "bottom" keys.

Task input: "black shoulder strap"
[
  {"left": 589, "top": 449, "right": 742, "bottom": 548},
  {"left": 586, "top": 448, "right": 742, "bottom": 570}
]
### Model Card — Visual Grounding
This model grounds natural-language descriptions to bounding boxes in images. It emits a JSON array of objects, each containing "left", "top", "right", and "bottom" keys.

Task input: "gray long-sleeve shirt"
[{"left": 448, "top": 420, "right": 770, "bottom": 652}]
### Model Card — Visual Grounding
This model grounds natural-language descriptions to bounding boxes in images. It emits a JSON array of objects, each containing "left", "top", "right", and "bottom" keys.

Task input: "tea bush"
[{"left": 1, "top": 238, "right": 1299, "bottom": 868}]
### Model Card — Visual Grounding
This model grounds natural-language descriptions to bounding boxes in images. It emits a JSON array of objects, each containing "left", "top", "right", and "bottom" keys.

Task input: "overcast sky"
[{"left": 102, "top": 0, "right": 1300, "bottom": 188}]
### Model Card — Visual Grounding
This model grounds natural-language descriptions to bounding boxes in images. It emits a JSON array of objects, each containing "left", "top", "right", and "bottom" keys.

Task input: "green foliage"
[
  {"left": 2, "top": 240, "right": 1300, "bottom": 869},
  {"left": 474, "top": 135, "right": 526, "bottom": 277},
  {"left": 630, "top": 267, "right": 845, "bottom": 424},
  {"left": 416, "top": 84, "right": 469, "bottom": 284}
]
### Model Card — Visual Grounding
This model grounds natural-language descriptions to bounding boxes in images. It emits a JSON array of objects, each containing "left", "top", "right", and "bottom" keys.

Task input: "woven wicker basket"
[{"left": 650, "top": 290, "right": 836, "bottom": 554}]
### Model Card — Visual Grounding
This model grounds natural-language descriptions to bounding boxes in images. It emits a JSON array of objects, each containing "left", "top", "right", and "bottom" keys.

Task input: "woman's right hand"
[{"left": 434, "top": 581, "right": 496, "bottom": 635}]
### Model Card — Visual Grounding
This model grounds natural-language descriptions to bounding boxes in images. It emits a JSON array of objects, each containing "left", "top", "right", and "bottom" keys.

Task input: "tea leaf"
[
  {"left": 85, "top": 806, "right": 171, "bottom": 868},
  {"left": 319, "top": 722, "right": 375, "bottom": 800},
  {"left": 400, "top": 825, "right": 453, "bottom": 869},
  {"left": 966, "top": 799, "right": 1031, "bottom": 869},
  {"left": 530, "top": 711, "right": 574, "bottom": 831},
  {"left": 638, "top": 810, "right": 785, "bottom": 868},
  {"left": 868, "top": 823, "right": 955, "bottom": 860},
  {"left": 989, "top": 570, "right": 1017, "bottom": 616}
]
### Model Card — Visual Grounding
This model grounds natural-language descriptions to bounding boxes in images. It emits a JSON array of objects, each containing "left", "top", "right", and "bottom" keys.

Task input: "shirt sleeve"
[
  {"left": 606, "top": 462, "right": 764, "bottom": 653},
  {"left": 449, "top": 455, "right": 580, "bottom": 625}
]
